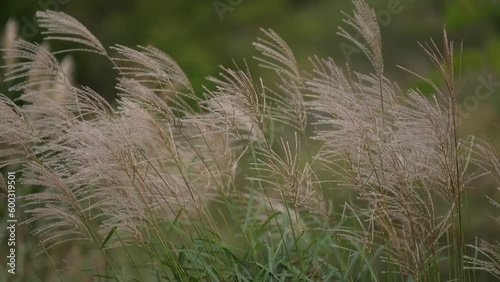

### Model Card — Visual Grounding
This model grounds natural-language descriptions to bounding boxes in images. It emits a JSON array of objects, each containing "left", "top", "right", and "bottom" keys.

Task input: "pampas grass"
[{"left": 1, "top": 0, "right": 499, "bottom": 280}]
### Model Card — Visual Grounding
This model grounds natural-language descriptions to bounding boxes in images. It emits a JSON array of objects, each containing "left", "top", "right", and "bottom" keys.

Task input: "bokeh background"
[
  {"left": 2, "top": 0, "right": 500, "bottom": 133},
  {"left": 1, "top": 0, "right": 500, "bottom": 280}
]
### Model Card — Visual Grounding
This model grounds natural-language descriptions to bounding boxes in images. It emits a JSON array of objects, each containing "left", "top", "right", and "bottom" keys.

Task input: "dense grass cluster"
[{"left": 1, "top": 0, "right": 499, "bottom": 281}]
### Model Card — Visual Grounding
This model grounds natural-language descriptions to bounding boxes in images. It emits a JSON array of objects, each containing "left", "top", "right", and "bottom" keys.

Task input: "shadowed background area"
[
  {"left": 2, "top": 0, "right": 500, "bottom": 136},
  {"left": 1, "top": 0, "right": 500, "bottom": 281}
]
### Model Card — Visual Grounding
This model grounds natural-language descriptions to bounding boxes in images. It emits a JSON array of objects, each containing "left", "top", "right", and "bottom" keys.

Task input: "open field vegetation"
[{"left": 1, "top": 0, "right": 500, "bottom": 281}]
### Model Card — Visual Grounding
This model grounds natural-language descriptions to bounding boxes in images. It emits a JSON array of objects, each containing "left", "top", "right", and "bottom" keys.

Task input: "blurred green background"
[
  {"left": 2, "top": 0, "right": 500, "bottom": 134},
  {"left": 1, "top": 0, "right": 500, "bottom": 280}
]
